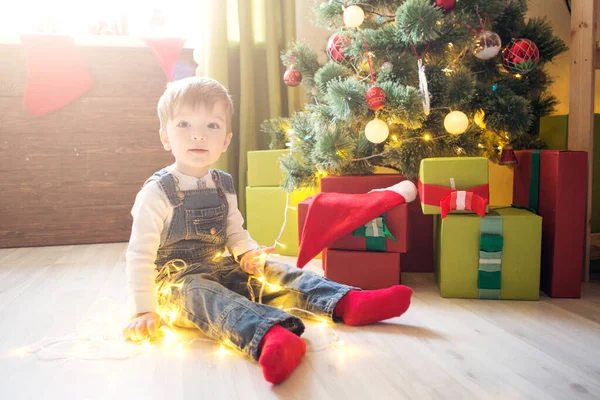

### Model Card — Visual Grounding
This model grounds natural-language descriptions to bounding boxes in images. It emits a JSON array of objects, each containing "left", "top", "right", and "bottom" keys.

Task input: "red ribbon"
[{"left": 418, "top": 180, "right": 489, "bottom": 218}]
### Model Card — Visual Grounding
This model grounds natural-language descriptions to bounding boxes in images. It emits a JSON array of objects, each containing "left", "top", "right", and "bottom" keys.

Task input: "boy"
[{"left": 123, "top": 77, "right": 413, "bottom": 384}]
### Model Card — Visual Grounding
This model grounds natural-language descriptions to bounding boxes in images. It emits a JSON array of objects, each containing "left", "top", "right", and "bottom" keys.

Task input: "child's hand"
[
  {"left": 122, "top": 312, "right": 168, "bottom": 342},
  {"left": 240, "top": 246, "right": 275, "bottom": 275}
]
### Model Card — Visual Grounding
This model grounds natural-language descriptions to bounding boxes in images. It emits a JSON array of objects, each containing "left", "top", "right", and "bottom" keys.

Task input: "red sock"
[
  {"left": 334, "top": 285, "right": 413, "bottom": 326},
  {"left": 258, "top": 325, "right": 306, "bottom": 384}
]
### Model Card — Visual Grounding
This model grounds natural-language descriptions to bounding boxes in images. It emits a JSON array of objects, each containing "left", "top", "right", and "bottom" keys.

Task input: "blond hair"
[{"left": 157, "top": 77, "right": 234, "bottom": 132}]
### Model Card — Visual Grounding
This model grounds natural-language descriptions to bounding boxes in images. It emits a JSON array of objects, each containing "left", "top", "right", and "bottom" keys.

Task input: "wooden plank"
[
  {"left": 0, "top": 204, "right": 133, "bottom": 248},
  {"left": 0, "top": 45, "right": 195, "bottom": 98},
  {"left": 0, "top": 149, "right": 171, "bottom": 173},
  {"left": 0, "top": 97, "right": 159, "bottom": 135},
  {"left": 568, "top": 0, "right": 597, "bottom": 282}
]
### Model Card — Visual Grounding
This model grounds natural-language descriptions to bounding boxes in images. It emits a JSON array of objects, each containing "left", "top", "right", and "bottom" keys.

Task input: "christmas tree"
[{"left": 262, "top": 0, "right": 567, "bottom": 192}]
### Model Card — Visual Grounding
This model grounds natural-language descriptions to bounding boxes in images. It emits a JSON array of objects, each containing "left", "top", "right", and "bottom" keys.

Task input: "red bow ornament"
[{"left": 418, "top": 180, "right": 489, "bottom": 218}]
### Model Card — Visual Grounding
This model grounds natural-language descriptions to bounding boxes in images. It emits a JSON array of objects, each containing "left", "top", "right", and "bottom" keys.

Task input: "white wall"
[{"left": 295, "top": 0, "right": 592, "bottom": 115}]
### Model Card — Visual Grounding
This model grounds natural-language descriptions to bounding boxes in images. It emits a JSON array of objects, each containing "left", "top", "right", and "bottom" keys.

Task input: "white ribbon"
[
  {"left": 456, "top": 191, "right": 467, "bottom": 211},
  {"left": 418, "top": 58, "right": 430, "bottom": 116}
]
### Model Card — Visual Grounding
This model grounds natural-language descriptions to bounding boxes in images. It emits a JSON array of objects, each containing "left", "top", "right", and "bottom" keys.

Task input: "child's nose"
[{"left": 191, "top": 130, "right": 207, "bottom": 141}]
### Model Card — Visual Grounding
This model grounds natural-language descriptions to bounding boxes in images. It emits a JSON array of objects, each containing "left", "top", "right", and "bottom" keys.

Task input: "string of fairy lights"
[{"left": 12, "top": 136, "right": 345, "bottom": 364}]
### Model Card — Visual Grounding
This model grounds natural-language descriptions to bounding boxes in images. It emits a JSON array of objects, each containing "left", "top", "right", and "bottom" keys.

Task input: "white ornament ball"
[
  {"left": 343, "top": 5, "right": 365, "bottom": 28},
  {"left": 473, "top": 31, "right": 502, "bottom": 60},
  {"left": 444, "top": 111, "right": 469, "bottom": 135},
  {"left": 365, "top": 118, "right": 389, "bottom": 143},
  {"left": 381, "top": 61, "right": 393, "bottom": 73}
]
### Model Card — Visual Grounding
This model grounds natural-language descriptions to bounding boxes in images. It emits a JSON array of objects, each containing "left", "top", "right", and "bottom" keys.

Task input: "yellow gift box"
[
  {"left": 246, "top": 187, "right": 317, "bottom": 256},
  {"left": 247, "top": 150, "right": 288, "bottom": 187}
]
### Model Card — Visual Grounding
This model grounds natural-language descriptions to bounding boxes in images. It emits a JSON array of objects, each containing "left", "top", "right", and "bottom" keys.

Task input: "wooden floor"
[{"left": 1, "top": 243, "right": 600, "bottom": 400}]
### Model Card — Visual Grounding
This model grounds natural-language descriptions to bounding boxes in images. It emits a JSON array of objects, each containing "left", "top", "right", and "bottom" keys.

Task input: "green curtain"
[{"left": 199, "top": 0, "right": 303, "bottom": 220}]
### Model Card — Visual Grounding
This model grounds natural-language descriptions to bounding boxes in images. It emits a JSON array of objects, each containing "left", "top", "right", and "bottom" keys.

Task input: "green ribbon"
[
  {"left": 528, "top": 150, "right": 541, "bottom": 213},
  {"left": 478, "top": 212, "right": 503, "bottom": 299},
  {"left": 352, "top": 214, "right": 397, "bottom": 251}
]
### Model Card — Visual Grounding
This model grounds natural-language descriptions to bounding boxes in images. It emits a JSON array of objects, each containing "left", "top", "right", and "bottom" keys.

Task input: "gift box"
[
  {"left": 488, "top": 160, "right": 513, "bottom": 207},
  {"left": 247, "top": 150, "right": 288, "bottom": 187},
  {"left": 320, "top": 175, "right": 433, "bottom": 272},
  {"left": 246, "top": 187, "right": 316, "bottom": 256},
  {"left": 539, "top": 115, "right": 569, "bottom": 151},
  {"left": 418, "top": 157, "right": 489, "bottom": 216},
  {"left": 513, "top": 150, "right": 587, "bottom": 298},
  {"left": 435, "top": 208, "right": 542, "bottom": 300},
  {"left": 298, "top": 196, "right": 408, "bottom": 253},
  {"left": 322, "top": 249, "right": 401, "bottom": 289}
]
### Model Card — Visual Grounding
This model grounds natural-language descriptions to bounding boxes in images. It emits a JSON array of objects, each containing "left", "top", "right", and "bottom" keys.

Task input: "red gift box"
[
  {"left": 319, "top": 175, "right": 434, "bottom": 273},
  {"left": 513, "top": 150, "right": 587, "bottom": 298},
  {"left": 322, "top": 249, "right": 401, "bottom": 289},
  {"left": 298, "top": 196, "right": 408, "bottom": 253}
]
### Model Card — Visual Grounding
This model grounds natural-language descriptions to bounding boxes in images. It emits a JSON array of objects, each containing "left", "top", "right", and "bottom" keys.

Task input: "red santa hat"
[{"left": 296, "top": 180, "right": 418, "bottom": 268}]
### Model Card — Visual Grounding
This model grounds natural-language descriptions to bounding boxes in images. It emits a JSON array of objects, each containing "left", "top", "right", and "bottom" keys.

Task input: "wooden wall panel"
[{"left": 0, "top": 44, "right": 193, "bottom": 248}]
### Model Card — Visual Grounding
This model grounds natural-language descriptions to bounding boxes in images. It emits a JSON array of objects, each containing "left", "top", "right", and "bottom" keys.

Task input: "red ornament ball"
[
  {"left": 283, "top": 67, "right": 302, "bottom": 87},
  {"left": 327, "top": 33, "right": 351, "bottom": 63},
  {"left": 502, "top": 39, "right": 540, "bottom": 74},
  {"left": 435, "top": 0, "right": 456, "bottom": 12},
  {"left": 365, "top": 86, "right": 386, "bottom": 110}
]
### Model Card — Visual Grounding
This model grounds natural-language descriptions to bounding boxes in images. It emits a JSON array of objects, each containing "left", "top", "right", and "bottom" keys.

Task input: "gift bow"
[
  {"left": 440, "top": 190, "right": 488, "bottom": 218},
  {"left": 362, "top": 217, "right": 397, "bottom": 241},
  {"left": 418, "top": 180, "right": 489, "bottom": 218}
]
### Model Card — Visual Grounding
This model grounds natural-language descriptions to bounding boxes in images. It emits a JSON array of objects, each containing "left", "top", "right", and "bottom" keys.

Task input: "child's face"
[{"left": 161, "top": 102, "right": 232, "bottom": 177}]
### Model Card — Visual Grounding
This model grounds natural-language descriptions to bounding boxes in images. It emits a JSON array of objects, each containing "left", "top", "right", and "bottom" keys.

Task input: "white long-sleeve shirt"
[{"left": 125, "top": 165, "right": 259, "bottom": 315}]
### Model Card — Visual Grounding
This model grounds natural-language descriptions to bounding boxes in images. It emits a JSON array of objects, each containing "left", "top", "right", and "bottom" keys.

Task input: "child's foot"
[
  {"left": 334, "top": 285, "right": 413, "bottom": 326},
  {"left": 258, "top": 325, "right": 306, "bottom": 384}
]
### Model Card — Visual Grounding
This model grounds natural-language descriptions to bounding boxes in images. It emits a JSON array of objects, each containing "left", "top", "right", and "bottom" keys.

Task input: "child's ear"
[
  {"left": 159, "top": 130, "right": 171, "bottom": 151},
  {"left": 222, "top": 132, "right": 233, "bottom": 152}
]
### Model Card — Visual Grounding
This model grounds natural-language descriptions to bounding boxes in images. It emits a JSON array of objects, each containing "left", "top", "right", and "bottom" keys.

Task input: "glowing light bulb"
[
  {"left": 343, "top": 5, "right": 365, "bottom": 28},
  {"left": 444, "top": 111, "right": 469, "bottom": 135},
  {"left": 365, "top": 118, "right": 389, "bottom": 143},
  {"left": 11, "top": 347, "right": 29, "bottom": 357},
  {"left": 423, "top": 134, "right": 432, "bottom": 141},
  {"left": 162, "top": 328, "right": 177, "bottom": 345},
  {"left": 219, "top": 344, "right": 228, "bottom": 356}
]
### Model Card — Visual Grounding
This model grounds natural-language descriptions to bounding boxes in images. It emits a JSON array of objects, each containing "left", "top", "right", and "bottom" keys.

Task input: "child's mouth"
[{"left": 189, "top": 149, "right": 208, "bottom": 155}]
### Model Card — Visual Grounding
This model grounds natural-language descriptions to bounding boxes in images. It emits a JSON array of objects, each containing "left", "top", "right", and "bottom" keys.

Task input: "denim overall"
[{"left": 148, "top": 169, "right": 353, "bottom": 360}]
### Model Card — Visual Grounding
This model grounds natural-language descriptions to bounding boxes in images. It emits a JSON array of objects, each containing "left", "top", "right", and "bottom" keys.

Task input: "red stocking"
[
  {"left": 143, "top": 38, "right": 185, "bottom": 81},
  {"left": 20, "top": 35, "right": 93, "bottom": 116}
]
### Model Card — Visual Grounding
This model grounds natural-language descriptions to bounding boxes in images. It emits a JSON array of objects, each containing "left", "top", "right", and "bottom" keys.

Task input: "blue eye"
[{"left": 177, "top": 121, "right": 190, "bottom": 128}]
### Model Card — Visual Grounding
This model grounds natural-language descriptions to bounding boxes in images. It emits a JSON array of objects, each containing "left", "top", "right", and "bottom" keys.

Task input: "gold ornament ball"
[
  {"left": 365, "top": 118, "right": 389, "bottom": 143},
  {"left": 343, "top": 5, "right": 365, "bottom": 28},
  {"left": 444, "top": 111, "right": 469, "bottom": 135}
]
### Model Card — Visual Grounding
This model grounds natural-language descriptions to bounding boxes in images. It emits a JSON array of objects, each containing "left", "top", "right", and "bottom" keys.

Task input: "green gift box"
[
  {"left": 247, "top": 150, "right": 288, "bottom": 187},
  {"left": 418, "top": 157, "right": 489, "bottom": 215},
  {"left": 434, "top": 208, "right": 542, "bottom": 300},
  {"left": 246, "top": 187, "right": 317, "bottom": 256}
]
